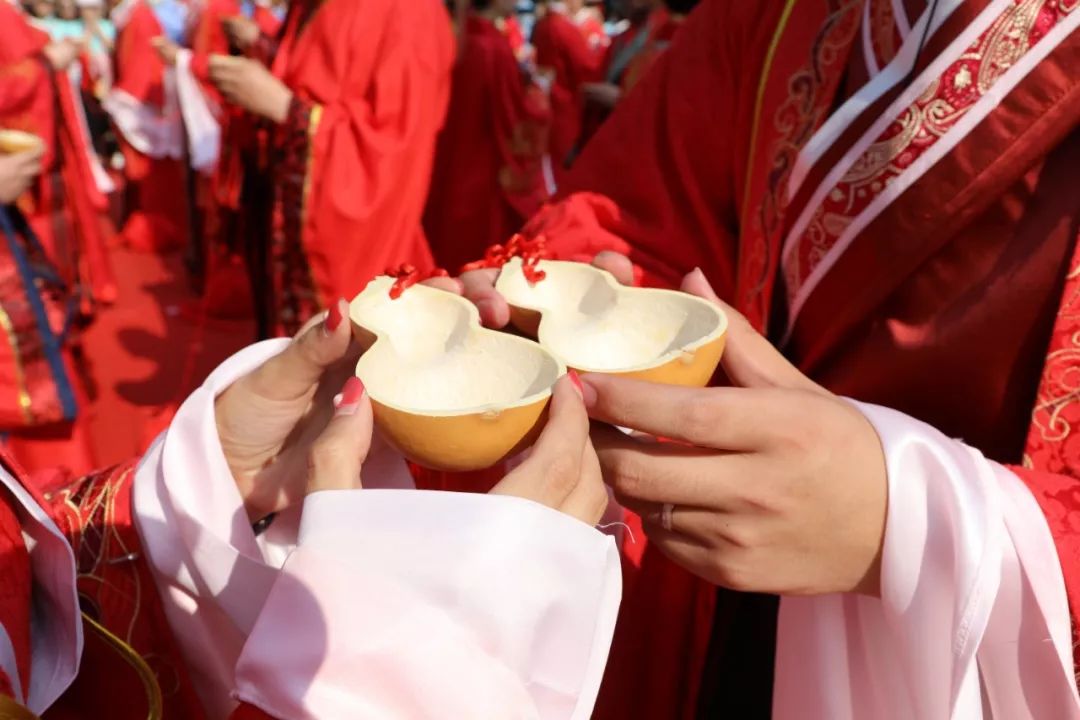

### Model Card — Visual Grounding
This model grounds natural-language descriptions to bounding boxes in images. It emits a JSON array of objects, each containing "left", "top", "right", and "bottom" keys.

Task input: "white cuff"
[{"left": 774, "top": 401, "right": 1078, "bottom": 719}]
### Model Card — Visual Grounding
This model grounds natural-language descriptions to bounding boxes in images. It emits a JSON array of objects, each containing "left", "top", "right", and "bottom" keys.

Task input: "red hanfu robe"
[
  {"left": 110, "top": 0, "right": 190, "bottom": 254},
  {"left": 258, "top": 0, "right": 454, "bottom": 336},
  {"left": 185, "top": 0, "right": 283, "bottom": 319},
  {"left": 510, "top": 0, "right": 1080, "bottom": 716},
  {"left": 531, "top": 7, "right": 601, "bottom": 184},
  {"left": 423, "top": 15, "right": 551, "bottom": 274},
  {"left": 0, "top": 2, "right": 116, "bottom": 310}
]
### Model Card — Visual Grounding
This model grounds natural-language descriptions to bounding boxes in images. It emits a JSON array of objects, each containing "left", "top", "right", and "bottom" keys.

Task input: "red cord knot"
[
  {"left": 386, "top": 264, "right": 449, "bottom": 299},
  {"left": 459, "top": 233, "right": 548, "bottom": 284}
]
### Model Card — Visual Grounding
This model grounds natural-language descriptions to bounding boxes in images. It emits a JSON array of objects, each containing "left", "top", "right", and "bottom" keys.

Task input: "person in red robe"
[
  {"left": 423, "top": 0, "right": 552, "bottom": 274},
  {"left": 617, "top": 0, "right": 694, "bottom": 92},
  {"left": 0, "top": 1, "right": 119, "bottom": 476},
  {"left": 573, "top": 0, "right": 664, "bottom": 157},
  {"left": 530, "top": 0, "right": 602, "bottom": 185},
  {"left": 0, "top": 1, "right": 116, "bottom": 310},
  {"left": 496, "top": 12, "right": 528, "bottom": 61},
  {"left": 0, "top": 283, "right": 616, "bottom": 718},
  {"left": 155, "top": 0, "right": 285, "bottom": 319},
  {"left": 575, "top": 1, "right": 609, "bottom": 55},
  {"left": 105, "top": 0, "right": 191, "bottom": 254},
  {"left": 458, "top": 0, "right": 1080, "bottom": 716},
  {"left": 206, "top": 0, "right": 455, "bottom": 337}
]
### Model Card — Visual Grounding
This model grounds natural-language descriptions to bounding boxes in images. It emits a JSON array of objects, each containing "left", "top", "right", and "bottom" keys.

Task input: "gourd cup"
[
  {"left": 495, "top": 258, "right": 727, "bottom": 387},
  {"left": 350, "top": 277, "right": 564, "bottom": 471}
]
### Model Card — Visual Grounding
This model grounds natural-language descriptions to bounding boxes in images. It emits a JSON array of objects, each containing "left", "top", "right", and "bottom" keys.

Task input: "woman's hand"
[
  {"left": 208, "top": 54, "right": 292, "bottom": 122},
  {"left": 491, "top": 373, "right": 608, "bottom": 526},
  {"left": 216, "top": 299, "right": 358, "bottom": 520},
  {"left": 0, "top": 147, "right": 45, "bottom": 204},
  {"left": 581, "top": 270, "right": 888, "bottom": 596}
]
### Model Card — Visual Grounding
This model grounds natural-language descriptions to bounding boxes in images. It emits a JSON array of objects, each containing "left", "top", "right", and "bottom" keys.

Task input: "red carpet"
[{"left": 79, "top": 247, "right": 254, "bottom": 467}]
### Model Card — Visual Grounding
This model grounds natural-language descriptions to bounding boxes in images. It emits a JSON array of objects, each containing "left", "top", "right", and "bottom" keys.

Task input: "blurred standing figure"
[
  {"left": 208, "top": 0, "right": 455, "bottom": 337},
  {"left": 105, "top": 0, "right": 191, "bottom": 253},
  {"left": 0, "top": 0, "right": 115, "bottom": 311},
  {"left": 155, "top": 0, "right": 286, "bottom": 319},
  {"left": 424, "top": 0, "right": 552, "bottom": 273},
  {"left": 574, "top": 0, "right": 663, "bottom": 155},
  {"left": 0, "top": 1, "right": 114, "bottom": 474},
  {"left": 531, "top": 0, "right": 601, "bottom": 185}
]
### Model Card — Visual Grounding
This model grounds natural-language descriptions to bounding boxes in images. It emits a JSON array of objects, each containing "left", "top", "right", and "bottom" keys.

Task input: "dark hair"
[
  {"left": 472, "top": 0, "right": 493, "bottom": 8},
  {"left": 664, "top": 0, "right": 699, "bottom": 13}
]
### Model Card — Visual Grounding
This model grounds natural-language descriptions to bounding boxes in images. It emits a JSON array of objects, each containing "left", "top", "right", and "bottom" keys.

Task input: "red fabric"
[
  {"left": 188, "top": 0, "right": 259, "bottom": 318},
  {"left": 112, "top": 1, "right": 189, "bottom": 253},
  {"left": 424, "top": 14, "right": 551, "bottom": 273},
  {"left": 575, "top": 12, "right": 608, "bottom": 55},
  {"left": 21, "top": 457, "right": 208, "bottom": 718},
  {"left": 252, "top": 6, "right": 284, "bottom": 37},
  {"left": 516, "top": 0, "right": 1080, "bottom": 716},
  {"left": 0, "top": 486, "right": 31, "bottom": 702},
  {"left": 620, "top": 12, "right": 684, "bottom": 92},
  {"left": 499, "top": 14, "right": 525, "bottom": 56},
  {"left": 0, "top": 4, "right": 116, "bottom": 307},
  {"left": 263, "top": 0, "right": 454, "bottom": 328},
  {"left": 531, "top": 9, "right": 601, "bottom": 181},
  {"left": 230, "top": 703, "right": 276, "bottom": 719}
]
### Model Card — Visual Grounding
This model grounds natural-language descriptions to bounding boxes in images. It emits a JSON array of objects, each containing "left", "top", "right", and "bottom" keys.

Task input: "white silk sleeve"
[
  {"left": 133, "top": 340, "right": 621, "bottom": 719},
  {"left": 235, "top": 490, "right": 620, "bottom": 719},
  {"left": 174, "top": 48, "right": 221, "bottom": 173},
  {"left": 773, "top": 401, "right": 1080, "bottom": 720}
]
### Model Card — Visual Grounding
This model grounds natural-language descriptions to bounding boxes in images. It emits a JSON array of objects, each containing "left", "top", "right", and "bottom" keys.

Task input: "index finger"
[{"left": 578, "top": 375, "right": 783, "bottom": 450}]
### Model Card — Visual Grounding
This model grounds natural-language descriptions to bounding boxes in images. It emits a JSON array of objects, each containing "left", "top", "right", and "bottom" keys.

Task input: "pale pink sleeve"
[
  {"left": 773, "top": 402, "right": 1080, "bottom": 720},
  {"left": 235, "top": 490, "right": 620, "bottom": 719},
  {"left": 133, "top": 340, "right": 621, "bottom": 719}
]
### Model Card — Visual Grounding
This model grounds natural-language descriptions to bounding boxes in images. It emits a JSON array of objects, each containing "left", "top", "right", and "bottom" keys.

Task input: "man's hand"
[
  {"left": 582, "top": 270, "right": 888, "bottom": 596},
  {"left": 151, "top": 36, "right": 180, "bottom": 66},
  {"left": 43, "top": 39, "right": 83, "bottom": 71},
  {"left": 222, "top": 15, "right": 260, "bottom": 51},
  {"left": 208, "top": 54, "right": 292, "bottom": 122},
  {"left": 0, "top": 147, "right": 45, "bottom": 204}
]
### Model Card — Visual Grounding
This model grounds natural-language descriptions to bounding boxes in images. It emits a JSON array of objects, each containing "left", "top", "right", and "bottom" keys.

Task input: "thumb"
[
  {"left": 306, "top": 377, "right": 373, "bottom": 495},
  {"left": 245, "top": 298, "right": 352, "bottom": 402},
  {"left": 680, "top": 268, "right": 825, "bottom": 393}
]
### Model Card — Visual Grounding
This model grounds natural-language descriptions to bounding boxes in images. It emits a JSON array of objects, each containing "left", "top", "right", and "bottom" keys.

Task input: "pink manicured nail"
[
  {"left": 334, "top": 377, "right": 365, "bottom": 415},
  {"left": 568, "top": 370, "right": 597, "bottom": 407},
  {"left": 325, "top": 300, "right": 344, "bottom": 334}
]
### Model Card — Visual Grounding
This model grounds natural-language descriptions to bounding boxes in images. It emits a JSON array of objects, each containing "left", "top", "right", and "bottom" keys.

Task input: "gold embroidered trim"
[
  {"left": 302, "top": 103, "right": 324, "bottom": 306},
  {"left": 0, "top": 306, "right": 33, "bottom": 424},
  {"left": 81, "top": 612, "right": 163, "bottom": 720},
  {"left": 738, "top": 0, "right": 800, "bottom": 235}
]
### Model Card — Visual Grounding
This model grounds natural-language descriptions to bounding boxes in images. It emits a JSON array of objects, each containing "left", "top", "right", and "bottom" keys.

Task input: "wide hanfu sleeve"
[
  {"left": 133, "top": 340, "right": 622, "bottom": 719},
  {"left": 773, "top": 403, "right": 1080, "bottom": 719}
]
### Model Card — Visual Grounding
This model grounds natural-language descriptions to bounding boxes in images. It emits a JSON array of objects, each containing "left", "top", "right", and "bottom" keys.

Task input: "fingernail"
[
  {"left": 334, "top": 377, "right": 365, "bottom": 415},
  {"left": 325, "top": 299, "right": 344, "bottom": 334},
  {"left": 569, "top": 370, "right": 597, "bottom": 407}
]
